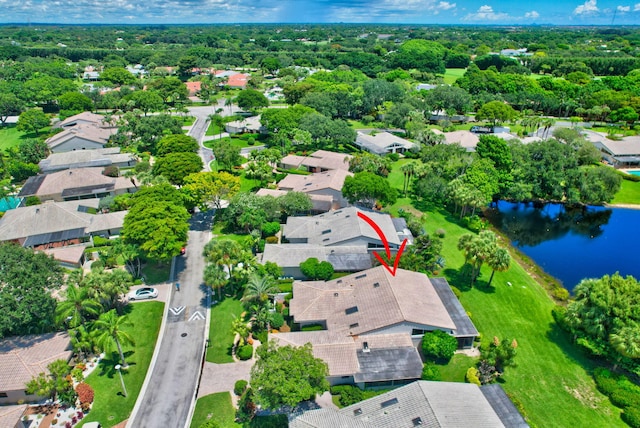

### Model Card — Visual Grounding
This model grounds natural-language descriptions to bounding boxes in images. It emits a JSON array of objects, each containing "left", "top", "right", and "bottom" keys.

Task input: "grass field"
[
  {"left": 442, "top": 68, "right": 467, "bottom": 84},
  {"left": 611, "top": 178, "right": 640, "bottom": 205},
  {"left": 206, "top": 297, "right": 244, "bottom": 363},
  {"left": 206, "top": 121, "right": 224, "bottom": 136},
  {"left": 190, "top": 392, "right": 241, "bottom": 428},
  {"left": 0, "top": 125, "right": 27, "bottom": 151},
  {"left": 438, "top": 354, "right": 478, "bottom": 383},
  {"left": 386, "top": 199, "right": 625, "bottom": 428},
  {"left": 204, "top": 136, "right": 255, "bottom": 150},
  {"left": 80, "top": 301, "right": 164, "bottom": 427},
  {"left": 141, "top": 261, "right": 171, "bottom": 284}
]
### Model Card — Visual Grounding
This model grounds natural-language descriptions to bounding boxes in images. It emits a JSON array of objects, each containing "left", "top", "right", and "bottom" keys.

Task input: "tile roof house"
[
  {"left": 39, "top": 147, "right": 137, "bottom": 173},
  {"left": 354, "top": 132, "right": 417, "bottom": 155},
  {"left": 0, "top": 199, "right": 127, "bottom": 250},
  {"left": 185, "top": 81, "right": 202, "bottom": 97},
  {"left": 18, "top": 167, "right": 137, "bottom": 202},
  {"left": 282, "top": 207, "right": 409, "bottom": 251},
  {"left": 584, "top": 130, "right": 640, "bottom": 167},
  {"left": 225, "top": 115, "right": 264, "bottom": 134},
  {"left": 260, "top": 244, "right": 372, "bottom": 279},
  {"left": 279, "top": 150, "right": 352, "bottom": 173},
  {"left": 0, "top": 403, "right": 28, "bottom": 427},
  {"left": 289, "top": 266, "right": 478, "bottom": 348},
  {"left": 0, "top": 332, "right": 72, "bottom": 405},
  {"left": 45, "top": 124, "right": 116, "bottom": 153},
  {"left": 437, "top": 130, "right": 480, "bottom": 152},
  {"left": 55, "top": 111, "right": 114, "bottom": 129},
  {"left": 227, "top": 73, "right": 250, "bottom": 89},
  {"left": 256, "top": 188, "right": 333, "bottom": 213},
  {"left": 289, "top": 380, "right": 529, "bottom": 428},
  {"left": 277, "top": 169, "right": 353, "bottom": 209}
]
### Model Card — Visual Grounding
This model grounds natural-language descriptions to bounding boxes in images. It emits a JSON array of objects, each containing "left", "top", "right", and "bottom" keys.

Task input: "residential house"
[
  {"left": 289, "top": 380, "right": 529, "bottom": 427},
  {"left": 289, "top": 266, "right": 478, "bottom": 348},
  {"left": 39, "top": 147, "right": 137, "bottom": 173},
  {"left": 500, "top": 48, "right": 533, "bottom": 57},
  {"left": 354, "top": 131, "right": 416, "bottom": 155},
  {"left": 0, "top": 199, "right": 127, "bottom": 250},
  {"left": 55, "top": 112, "right": 113, "bottom": 129},
  {"left": 436, "top": 129, "right": 479, "bottom": 152},
  {"left": 584, "top": 131, "right": 640, "bottom": 167},
  {"left": 0, "top": 333, "right": 72, "bottom": 405},
  {"left": 0, "top": 404, "right": 28, "bottom": 428},
  {"left": 18, "top": 167, "right": 137, "bottom": 202},
  {"left": 185, "top": 81, "right": 202, "bottom": 97},
  {"left": 279, "top": 150, "right": 352, "bottom": 173},
  {"left": 282, "top": 207, "right": 410, "bottom": 252},
  {"left": 45, "top": 124, "right": 116, "bottom": 153},
  {"left": 255, "top": 188, "right": 333, "bottom": 213},
  {"left": 429, "top": 109, "right": 471, "bottom": 124},
  {"left": 276, "top": 169, "right": 353, "bottom": 209},
  {"left": 227, "top": 73, "right": 249, "bottom": 89},
  {"left": 260, "top": 244, "right": 372, "bottom": 279},
  {"left": 225, "top": 115, "right": 264, "bottom": 134},
  {"left": 416, "top": 83, "right": 437, "bottom": 91}
]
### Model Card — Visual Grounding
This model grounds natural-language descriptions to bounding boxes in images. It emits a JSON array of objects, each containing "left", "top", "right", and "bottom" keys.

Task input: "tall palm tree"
[
  {"left": 55, "top": 284, "right": 102, "bottom": 328},
  {"left": 241, "top": 274, "right": 278, "bottom": 308},
  {"left": 94, "top": 310, "right": 135, "bottom": 367},
  {"left": 400, "top": 162, "right": 416, "bottom": 197},
  {"left": 487, "top": 247, "right": 511, "bottom": 287},
  {"left": 204, "top": 264, "right": 228, "bottom": 301}
]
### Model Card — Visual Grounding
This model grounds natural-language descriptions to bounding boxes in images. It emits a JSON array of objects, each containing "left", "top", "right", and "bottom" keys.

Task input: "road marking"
[
  {"left": 188, "top": 311, "right": 205, "bottom": 321},
  {"left": 169, "top": 306, "right": 186, "bottom": 316}
]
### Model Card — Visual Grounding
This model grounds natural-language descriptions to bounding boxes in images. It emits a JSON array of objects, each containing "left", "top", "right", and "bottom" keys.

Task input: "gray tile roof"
[
  {"left": 280, "top": 150, "right": 352, "bottom": 172},
  {"left": 39, "top": 147, "right": 135, "bottom": 172},
  {"left": 277, "top": 169, "right": 352, "bottom": 193},
  {"left": 354, "top": 347, "right": 423, "bottom": 383},
  {"left": 355, "top": 132, "right": 416, "bottom": 155},
  {"left": 46, "top": 124, "right": 115, "bottom": 149},
  {"left": 0, "top": 333, "right": 72, "bottom": 391},
  {"left": 290, "top": 266, "right": 456, "bottom": 336},
  {"left": 283, "top": 207, "right": 402, "bottom": 247},
  {"left": 430, "top": 277, "right": 478, "bottom": 338},
  {"left": 19, "top": 167, "right": 135, "bottom": 199},
  {"left": 261, "top": 244, "right": 372, "bottom": 271},
  {"left": 56, "top": 111, "right": 109, "bottom": 128},
  {"left": 291, "top": 381, "right": 509, "bottom": 428}
]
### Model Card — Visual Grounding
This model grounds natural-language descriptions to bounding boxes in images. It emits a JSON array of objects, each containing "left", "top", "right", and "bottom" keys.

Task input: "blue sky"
[{"left": 1, "top": 0, "right": 640, "bottom": 25}]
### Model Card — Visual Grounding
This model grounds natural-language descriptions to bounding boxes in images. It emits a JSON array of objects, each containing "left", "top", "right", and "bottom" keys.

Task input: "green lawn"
[
  {"left": 239, "top": 170, "right": 261, "bottom": 193},
  {"left": 182, "top": 116, "right": 196, "bottom": 126},
  {"left": 204, "top": 135, "right": 255, "bottom": 150},
  {"left": 80, "top": 301, "right": 164, "bottom": 427},
  {"left": 206, "top": 121, "right": 224, "bottom": 136},
  {"left": 206, "top": 297, "right": 245, "bottom": 363},
  {"left": 0, "top": 125, "right": 27, "bottom": 151},
  {"left": 387, "top": 158, "right": 414, "bottom": 191},
  {"left": 389, "top": 200, "right": 624, "bottom": 427},
  {"left": 438, "top": 354, "right": 478, "bottom": 383},
  {"left": 347, "top": 119, "right": 386, "bottom": 130},
  {"left": 442, "top": 68, "right": 467, "bottom": 85},
  {"left": 190, "top": 392, "right": 241, "bottom": 428},
  {"left": 611, "top": 178, "right": 640, "bottom": 205},
  {"left": 141, "top": 261, "right": 171, "bottom": 284}
]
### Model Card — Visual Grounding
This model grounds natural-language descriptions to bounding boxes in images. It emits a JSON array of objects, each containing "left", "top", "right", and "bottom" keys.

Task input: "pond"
[{"left": 487, "top": 201, "right": 640, "bottom": 292}]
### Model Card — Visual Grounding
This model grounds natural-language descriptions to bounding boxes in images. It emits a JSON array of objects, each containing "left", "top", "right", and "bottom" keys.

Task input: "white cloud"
[
  {"left": 463, "top": 4, "right": 509, "bottom": 21},
  {"left": 617, "top": 5, "right": 630, "bottom": 11},
  {"left": 635, "top": 3, "right": 640, "bottom": 11},
  {"left": 525, "top": 10, "right": 540, "bottom": 19},
  {"left": 574, "top": 0, "right": 599, "bottom": 15},
  {"left": 436, "top": 2, "right": 456, "bottom": 11}
]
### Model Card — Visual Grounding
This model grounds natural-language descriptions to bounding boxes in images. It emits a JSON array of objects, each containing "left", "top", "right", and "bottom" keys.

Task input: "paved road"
[
  {"left": 127, "top": 211, "right": 214, "bottom": 428},
  {"left": 188, "top": 104, "right": 243, "bottom": 171}
]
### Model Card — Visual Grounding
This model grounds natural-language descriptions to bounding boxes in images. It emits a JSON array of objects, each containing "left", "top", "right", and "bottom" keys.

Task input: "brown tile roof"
[
  {"left": 227, "top": 73, "right": 249, "bottom": 88},
  {"left": 277, "top": 169, "right": 352, "bottom": 193},
  {"left": 46, "top": 124, "right": 115, "bottom": 150},
  {"left": 290, "top": 266, "right": 456, "bottom": 336},
  {"left": 56, "top": 111, "right": 108, "bottom": 128},
  {"left": 280, "top": 150, "right": 352, "bottom": 172},
  {"left": 185, "top": 81, "right": 202, "bottom": 95},
  {"left": 0, "top": 333, "right": 72, "bottom": 391},
  {"left": 0, "top": 404, "right": 28, "bottom": 427},
  {"left": 23, "top": 167, "right": 135, "bottom": 199}
]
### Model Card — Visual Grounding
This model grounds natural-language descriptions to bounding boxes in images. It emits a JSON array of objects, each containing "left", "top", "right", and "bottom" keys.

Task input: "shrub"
[
  {"left": 552, "top": 287, "right": 569, "bottom": 301},
  {"left": 421, "top": 362, "right": 441, "bottom": 381},
  {"left": 237, "top": 344, "right": 254, "bottom": 360},
  {"left": 551, "top": 305, "right": 569, "bottom": 331},
  {"left": 386, "top": 153, "right": 400, "bottom": 162},
  {"left": 435, "top": 228, "right": 446, "bottom": 238},
  {"left": 337, "top": 385, "right": 364, "bottom": 407},
  {"left": 254, "top": 330, "right": 268, "bottom": 344},
  {"left": 236, "top": 388, "right": 256, "bottom": 423},
  {"left": 71, "top": 367, "right": 84, "bottom": 383},
  {"left": 300, "top": 257, "right": 334, "bottom": 280},
  {"left": 301, "top": 323, "right": 324, "bottom": 331},
  {"left": 421, "top": 330, "right": 458, "bottom": 362},
  {"left": 466, "top": 367, "right": 481, "bottom": 386},
  {"left": 407, "top": 218, "right": 424, "bottom": 237},
  {"left": 92, "top": 236, "right": 112, "bottom": 247},
  {"left": 270, "top": 312, "right": 284, "bottom": 329},
  {"left": 75, "top": 383, "right": 94, "bottom": 405},
  {"left": 623, "top": 407, "right": 640, "bottom": 428},
  {"left": 265, "top": 236, "right": 279, "bottom": 244},
  {"left": 450, "top": 286, "right": 462, "bottom": 299},
  {"left": 262, "top": 222, "right": 280, "bottom": 237},
  {"left": 234, "top": 380, "right": 248, "bottom": 396},
  {"left": 103, "top": 165, "right": 120, "bottom": 177},
  {"left": 247, "top": 137, "right": 256, "bottom": 146}
]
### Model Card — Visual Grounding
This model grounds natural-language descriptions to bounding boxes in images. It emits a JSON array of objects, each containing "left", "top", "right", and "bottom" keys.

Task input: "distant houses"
[
  {"left": 355, "top": 131, "right": 416, "bottom": 155},
  {"left": 225, "top": 115, "right": 264, "bottom": 134},
  {"left": 279, "top": 150, "right": 351, "bottom": 173},
  {"left": 276, "top": 169, "right": 353, "bottom": 209},
  {"left": 47, "top": 112, "right": 116, "bottom": 153}
]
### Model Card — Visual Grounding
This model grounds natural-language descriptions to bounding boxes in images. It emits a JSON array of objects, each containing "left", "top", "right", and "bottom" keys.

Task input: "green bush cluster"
[
  {"left": 466, "top": 367, "right": 481, "bottom": 386},
  {"left": 270, "top": 312, "right": 284, "bottom": 329},
  {"left": 262, "top": 221, "right": 280, "bottom": 237},
  {"left": 421, "top": 362, "right": 441, "bottom": 381},
  {"left": 421, "top": 330, "right": 458, "bottom": 362},
  {"left": 330, "top": 385, "right": 364, "bottom": 407},
  {"left": 551, "top": 305, "right": 569, "bottom": 331},
  {"left": 593, "top": 367, "right": 640, "bottom": 427},
  {"left": 237, "top": 344, "right": 254, "bottom": 360},
  {"left": 265, "top": 236, "right": 279, "bottom": 244},
  {"left": 234, "top": 379, "right": 248, "bottom": 396},
  {"left": 92, "top": 236, "right": 112, "bottom": 247},
  {"left": 254, "top": 330, "right": 268, "bottom": 344}
]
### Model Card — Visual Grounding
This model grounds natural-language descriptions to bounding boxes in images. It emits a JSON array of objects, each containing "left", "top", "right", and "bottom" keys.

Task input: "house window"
[
  {"left": 345, "top": 306, "right": 358, "bottom": 315},
  {"left": 0, "top": 392, "right": 8, "bottom": 397},
  {"left": 380, "top": 398, "right": 399, "bottom": 408},
  {"left": 412, "top": 329, "right": 427, "bottom": 336}
]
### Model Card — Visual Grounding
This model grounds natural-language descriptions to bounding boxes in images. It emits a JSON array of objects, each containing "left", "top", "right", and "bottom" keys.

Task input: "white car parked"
[{"left": 127, "top": 287, "right": 159, "bottom": 301}]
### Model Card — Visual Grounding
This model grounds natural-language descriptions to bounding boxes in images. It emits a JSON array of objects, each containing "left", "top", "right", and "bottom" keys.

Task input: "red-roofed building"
[
  {"left": 185, "top": 81, "right": 202, "bottom": 96},
  {"left": 227, "top": 73, "right": 249, "bottom": 89}
]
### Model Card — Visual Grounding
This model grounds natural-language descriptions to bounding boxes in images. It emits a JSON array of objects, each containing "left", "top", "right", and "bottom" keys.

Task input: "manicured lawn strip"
[
  {"left": 0, "top": 125, "right": 26, "bottom": 151},
  {"left": 438, "top": 354, "right": 478, "bottom": 383},
  {"left": 347, "top": 119, "right": 386, "bottom": 130},
  {"left": 206, "top": 122, "right": 224, "bottom": 136},
  {"left": 81, "top": 301, "right": 164, "bottom": 428},
  {"left": 239, "top": 170, "right": 261, "bottom": 193},
  {"left": 387, "top": 158, "right": 413, "bottom": 191},
  {"left": 204, "top": 136, "right": 254, "bottom": 150},
  {"left": 393, "top": 201, "right": 625, "bottom": 427},
  {"left": 212, "top": 222, "right": 249, "bottom": 243},
  {"left": 190, "top": 392, "right": 241, "bottom": 428},
  {"left": 611, "top": 179, "right": 640, "bottom": 205},
  {"left": 206, "top": 298, "right": 244, "bottom": 363},
  {"left": 141, "top": 261, "right": 171, "bottom": 284},
  {"left": 182, "top": 116, "right": 196, "bottom": 126},
  {"left": 442, "top": 68, "right": 467, "bottom": 85}
]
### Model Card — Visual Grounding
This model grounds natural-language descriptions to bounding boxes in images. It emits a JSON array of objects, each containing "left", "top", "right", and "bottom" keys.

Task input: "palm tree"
[
  {"left": 232, "top": 316, "right": 250, "bottom": 345},
  {"left": 400, "top": 162, "right": 416, "bottom": 197},
  {"left": 204, "top": 264, "right": 228, "bottom": 301},
  {"left": 94, "top": 310, "right": 135, "bottom": 367},
  {"left": 487, "top": 247, "right": 511, "bottom": 287},
  {"left": 225, "top": 96, "right": 234, "bottom": 114},
  {"left": 241, "top": 274, "right": 278, "bottom": 308},
  {"left": 55, "top": 284, "right": 102, "bottom": 328},
  {"left": 70, "top": 325, "right": 96, "bottom": 361},
  {"left": 609, "top": 326, "right": 640, "bottom": 370}
]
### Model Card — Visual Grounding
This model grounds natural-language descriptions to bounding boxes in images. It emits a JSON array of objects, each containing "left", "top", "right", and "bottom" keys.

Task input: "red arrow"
[{"left": 357, "top": 211, "right": 408, "bottom": 276}]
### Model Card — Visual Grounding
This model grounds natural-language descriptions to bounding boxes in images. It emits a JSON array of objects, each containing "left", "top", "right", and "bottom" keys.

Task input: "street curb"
[{"left": 126, "top": 257, "right": 176, "bottom": 428}]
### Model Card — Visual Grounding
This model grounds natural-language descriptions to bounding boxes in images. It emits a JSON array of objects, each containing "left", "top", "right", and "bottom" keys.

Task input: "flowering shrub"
[{"left": 75, "top": 382, "right": 95, "bottom": 406}]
